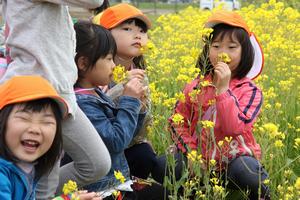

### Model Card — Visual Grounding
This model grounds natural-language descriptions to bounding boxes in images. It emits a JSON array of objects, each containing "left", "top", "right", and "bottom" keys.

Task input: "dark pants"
[
  {"left": 125, "top": 143, "right": 158, "bottom": 179},
  {"left": 152, "top": 153, "right": 270, "bottom": 200},
  {"left": 226, "top": 156, "right": 270, "bottom": 200}
]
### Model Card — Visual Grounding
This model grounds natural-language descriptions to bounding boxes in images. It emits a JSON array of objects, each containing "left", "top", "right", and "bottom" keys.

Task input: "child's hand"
[
  {"left": 76, "top": 191, "right": 102, "bottom": 200},
  {"left": 128, "top": 69, "right": 145, "bottom": 81},
  {"left": 213, "top": 62, "right": 231, "bottom": 95},
  {"left": 123, "top": 78, "right": 145, "bottom": 99}
]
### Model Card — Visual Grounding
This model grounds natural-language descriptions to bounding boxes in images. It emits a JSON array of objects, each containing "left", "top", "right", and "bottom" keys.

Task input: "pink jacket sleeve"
[{"left": 215, "top": 81, "right": 263, "bottom": 136}]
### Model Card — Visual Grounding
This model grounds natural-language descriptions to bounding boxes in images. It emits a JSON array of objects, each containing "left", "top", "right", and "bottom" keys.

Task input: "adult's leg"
[
  {"left": 226, "top": 156, "right": 270, "bottom": 200},
  {"left": 57, "top": 107, "right": 111, "bottom": 192},
  {"left": 125, "top": 143, "right": 157, "bottom": 179},
  {"left": 36, "top": 160, "right": 60, "bottom": 199}
]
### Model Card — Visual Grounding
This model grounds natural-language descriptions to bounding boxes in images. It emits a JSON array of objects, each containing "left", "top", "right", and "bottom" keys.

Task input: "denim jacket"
[{"left": 76, "top": 88, "right": 146, "bottom": 191}]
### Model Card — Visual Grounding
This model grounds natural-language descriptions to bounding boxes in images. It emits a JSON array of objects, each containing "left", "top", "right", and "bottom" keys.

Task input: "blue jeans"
[{"left": 226, "top": 156, "right": 270, "bottom": 200}]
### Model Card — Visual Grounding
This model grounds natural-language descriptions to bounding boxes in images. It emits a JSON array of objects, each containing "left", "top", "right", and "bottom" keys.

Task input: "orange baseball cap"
[
  {"left": 205, "top": 11, "right": 264, "bottom": 79},
  {"left": 93, "top": 3, "right": 151, "bottom": 29},
  {"left": 0, "top": 76, "right": 68, "bottom": 117}
]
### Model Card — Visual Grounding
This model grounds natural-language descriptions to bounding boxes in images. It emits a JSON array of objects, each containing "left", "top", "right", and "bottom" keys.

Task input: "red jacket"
[{"left": 169, "top": 75, "right": 262, "bottom": 167}]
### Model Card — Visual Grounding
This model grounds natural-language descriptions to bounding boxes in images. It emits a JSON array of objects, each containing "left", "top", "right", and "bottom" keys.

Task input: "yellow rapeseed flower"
[
  {"left": 225, "top": 136, "right": 232, "bottom": 143},
  {"left": 210, "top": 159, "right": 216, "bottom": 166},
  {"left": 201, "top": 120, "right": 215, "bottom": 129},
  {"left": 208, "top": 99, "right": 216, "bottom": 106},
  {"left": 62, "top": 180, "right": 78, "bottom": 195},
  {"left": 263, "top": 179, "right": 270, "bottom": 185},
  {"left": 114, "top": 170, "right": 126, "bottom": 184},
  {"left": 189, "top": 89, "right": 201, "bottom": 102},
  {"left": 112, "top": 65, "right": 128, "bottom": 84},
  {"left": 217, "top": 53, "right": 231, "bottom": 64},
  {"left": 187, "top": 150, "right": 197, "bottom": 162},
  {"left": 294, "top": 138, "right": 300, "bottom": 149},
  {"left": 200, "top": 80, "right": 211, "bottom": 87},
  {"left": 201, "top": 28, "right": 213, "bottom": 38},
  {"left": 175, "top": 92, "right": 186, "bottom": 103},
  {"left": 172, "top": 113, "right": 184, "bottom": 125},
  {"left": 295, "top": 177, "right": 300, "bottom": 190},
  {"left": 210, "top": 177, "right": 219, "bottom": 185},
  {"left": 218, "top": 140, "right": 224, "bottom": 147},
  {"left": 274, "top": 140, "right": 284, "bottom": 148}
]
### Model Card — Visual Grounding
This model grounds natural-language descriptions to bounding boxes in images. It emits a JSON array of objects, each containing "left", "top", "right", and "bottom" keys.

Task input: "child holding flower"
[
  {"left": 164, "top": 11, "right": 270, "bottom": 199},
  {"left": 71, "top": 21, "right": 165, "bottom": 199},
  {"left": 93, "top": 3, "right": 159, "bottom": 182}
]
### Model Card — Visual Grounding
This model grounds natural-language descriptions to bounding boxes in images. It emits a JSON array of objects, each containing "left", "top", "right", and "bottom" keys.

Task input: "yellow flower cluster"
[
  {"left": 112, "top": 65, "right": 128, "bottom": 84},
  {"left": 217, "top": 53, "right": 231, "bottom": 64},
  {"left": 172, "top": 113, "right": 184, "bottom": 125},
  {"left": 62, "top": 180, "right": 78, "bottom": 197},
  {"left": 187, "top": 150, "right": 203, "bottom": 163},
  {"left": 114, "top": 170, "right": 126, "bottom": 184},
  {"left": 200, "top": 120, "right": 215, "bottom": 129}
]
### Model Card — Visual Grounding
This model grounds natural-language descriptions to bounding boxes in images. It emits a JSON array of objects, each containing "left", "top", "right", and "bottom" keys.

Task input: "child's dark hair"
[
  {"left": 74, "top": 20, "right": 117, "bottom": 80},
  {"left": 0, "top": 98, "right": 63, "bottom": 180},
  {"left": 196, "top": 23, "right": 254, "bottom": 79},
  {"left": 118, "top": 18, "right": 149, "bottom": 70},
  {"left": 92, "top": 0, "right": 110, "bottom": 15}
]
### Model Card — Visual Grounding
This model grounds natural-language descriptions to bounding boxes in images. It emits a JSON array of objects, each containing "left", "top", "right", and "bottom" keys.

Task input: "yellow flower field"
[{"left": 145, "top": 0, "right": 300, "bottom": 199}]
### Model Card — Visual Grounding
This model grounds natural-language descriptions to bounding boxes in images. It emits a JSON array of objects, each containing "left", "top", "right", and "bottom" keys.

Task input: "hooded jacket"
[{"left": 170, "top": 75, "right": 263, "bottom": 167}]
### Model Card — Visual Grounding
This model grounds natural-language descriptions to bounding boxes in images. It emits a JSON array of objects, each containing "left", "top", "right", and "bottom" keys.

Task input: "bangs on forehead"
[
  {"left": 121, "top": 18, "right": 148, "bottom": 32},
  {"left": 212, "top": 28, "right": 239, "bottom": 43},
  {"left": 16, "top": 99, "right": 57, "bottom": 114}
]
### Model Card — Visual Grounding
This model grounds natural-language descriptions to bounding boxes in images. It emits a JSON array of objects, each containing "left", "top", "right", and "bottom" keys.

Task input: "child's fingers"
[
  {"left": 77, "top": 191, "right": 102, "bottom": 200},
  {"left": 128, "top": 69, "right": 145, "bottom": 80}
]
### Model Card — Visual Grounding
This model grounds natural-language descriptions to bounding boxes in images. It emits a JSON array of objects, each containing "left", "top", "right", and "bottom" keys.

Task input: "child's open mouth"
[{"left": 21, "top": 140, "right": 40, "bottom": 152}]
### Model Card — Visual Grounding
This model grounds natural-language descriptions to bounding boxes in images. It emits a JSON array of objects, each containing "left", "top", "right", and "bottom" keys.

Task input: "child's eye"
[
  {"left": 43, "top": 121, "right": 56, "bottom": 126},
  {"left": 122, "top": 27, "right": 131, "bottom": 31},
  {"left": 229, "top": 46, "right": 237, "bottom": 49},
  {"left": 212, "top": 45, "right": 219, "bottom": 48},
  {"left": 15, "top": 116, "right": 29, "bottom": 121}
]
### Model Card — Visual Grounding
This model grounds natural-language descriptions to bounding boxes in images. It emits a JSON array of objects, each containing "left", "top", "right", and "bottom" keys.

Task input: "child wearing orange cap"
[
  {"left": 163, "top": 11, "right": 270, "bottom": 199},
  {"left": 93, "top": 3, "right": 161, "bottom": 183},
  {"left": 0, "top": 76, "right": 103, "bottom": 200},
  {"left": 1, "top": 0, "right": 112, "bottom": 199}
]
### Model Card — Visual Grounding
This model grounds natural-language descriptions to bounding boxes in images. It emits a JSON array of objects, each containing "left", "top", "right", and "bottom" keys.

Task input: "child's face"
[
  {"left": 209, "top": 33, "right": 241, "bottom": 72},
  {"left": 86, "top": 54, "right": 115, "bottom": 86},
  {"left": 5, "top": 104, "right": 57, "bottom": 163},
  {"left": 111, "top": 21, "right": 148, "bottom": 59}
]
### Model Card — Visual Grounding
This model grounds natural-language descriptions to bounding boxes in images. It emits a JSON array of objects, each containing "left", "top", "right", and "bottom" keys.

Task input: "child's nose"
[
  {"left": 111, "top": 62, "right": 116, "bottom": 70},
  {"left": 27, "top": 123, "right": 42, "bottom": 135},
  {"left": 134, "top": 32, "right": 141, "bottom": 39}
]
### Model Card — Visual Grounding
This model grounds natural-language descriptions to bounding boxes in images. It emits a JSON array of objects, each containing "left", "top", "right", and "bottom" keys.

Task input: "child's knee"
[{"left": 228, "top": 156, "right": 269, "bottom": 187}]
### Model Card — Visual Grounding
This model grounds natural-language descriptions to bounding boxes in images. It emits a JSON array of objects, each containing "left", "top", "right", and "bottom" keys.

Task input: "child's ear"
[{"left": 77, "top": 56, "right": 89, "bottom": 71}]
